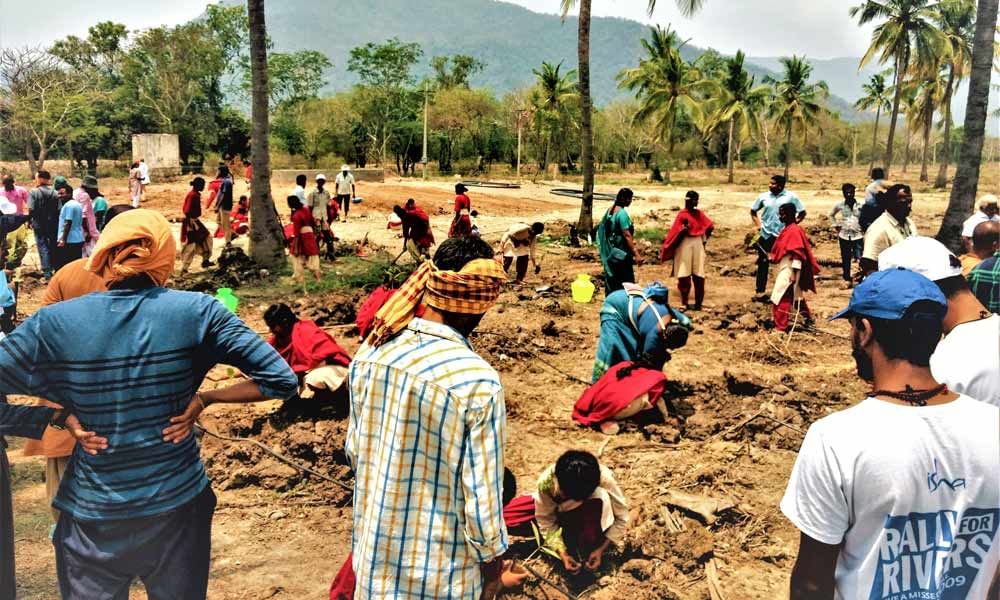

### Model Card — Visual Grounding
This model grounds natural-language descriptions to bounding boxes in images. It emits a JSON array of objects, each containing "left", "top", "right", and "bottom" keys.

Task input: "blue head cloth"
[{"left": 644, "top": 282, "right": 669, "bottom": 303}]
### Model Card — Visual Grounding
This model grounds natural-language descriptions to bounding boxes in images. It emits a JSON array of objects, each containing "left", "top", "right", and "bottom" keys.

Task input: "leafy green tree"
[
  {"left": 50, "top": 22, "right": 133, "bottom": 174},
  {"left": 50, "top": 21, "right": 128, "bottom": 81},
  {"left": 855, "top": 72, "right": 893, "bottom": 171},
  {"left": 119, "top": 22, "right": 226, "bottom": 163},
  {"left": 851, "top": 0, "right": 944, "bottom": 175},
  {"left": 216, "top": 106, "right": 252, "bottom": 158},
  {"left": 0, "top": 48, "right": 97, "bottom": 173},
  {"left": 429, "top": 87, "right": 499, "bottom": 172},
  {"left": 708, "top": 51, "right": 771, "bottom": 183},
  {"left": 244, "top": 50, "right": 332, "bottom": 109},
  {"left": 764, "top": 56, "right": 830, "bottom": 180},
  {"left": 430, "top": 55, "right": 485, "bottom": 89},
  {"left": 347, "top": 38, "right": 423, "bottom": 166}
]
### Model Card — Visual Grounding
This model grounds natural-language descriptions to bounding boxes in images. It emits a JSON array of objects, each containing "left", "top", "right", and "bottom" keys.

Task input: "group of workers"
[{"left": 0, "top": 163, "right": 998, "bottom": 600}]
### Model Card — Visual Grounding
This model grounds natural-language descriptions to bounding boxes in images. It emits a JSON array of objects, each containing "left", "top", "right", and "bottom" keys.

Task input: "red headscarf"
[
  {"left": 659, "top": 209, "right": 714, "bottom": 263},
  {"left": 769, "top": 222, "right": 821, "bottom": 292}
]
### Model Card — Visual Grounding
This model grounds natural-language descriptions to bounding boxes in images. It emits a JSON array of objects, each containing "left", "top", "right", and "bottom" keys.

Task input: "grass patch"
[
  {"left": 10, "top": 459, "right": 43, "bottom": 494},
  {"left": 14, "top": 503, "right": 50, "bottom": 540},
  {"left": 270, "top": 253, "right": 417, "bottom": 296},
  {"left": 635, "top": 227, "right": 666, "bottom": 245}
]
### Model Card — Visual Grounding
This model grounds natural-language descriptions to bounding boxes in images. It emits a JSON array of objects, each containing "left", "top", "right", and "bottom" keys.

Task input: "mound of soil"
[
  {"left": 175, "top": 246, "right": 267, "bottom": 292},
  {"left": 291, "top": 292, "right": 363, "bottom": 326},
  {"left": 201, "top": 402, "right": 353, "bottom": 504}
]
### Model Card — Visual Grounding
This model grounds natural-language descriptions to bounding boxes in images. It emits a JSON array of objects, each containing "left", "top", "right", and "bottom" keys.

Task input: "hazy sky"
[
  {"left": 0, "top": 0, "right": 874, "bottom": 59},
  {"left": 510, "top": 0, "right": 876, "bottom": 59}
]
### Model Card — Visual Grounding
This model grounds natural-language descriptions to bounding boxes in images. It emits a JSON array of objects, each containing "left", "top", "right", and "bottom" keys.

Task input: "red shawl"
[
  {"left": 180, "top": 190, "right": 203, "bottom": 244},
  {"left": 769, "top": 222, "right": 821, "bottom": 293},
  {"left": 356, "top": 286, "right": 397, "bottom": 341},
  {"left": 405, "top": 206, "right": 435, "bottom": 247},
  {"left": 573, "top": 361, "right": 667, "bottom": 427},
  {"left": 269, "top": 320, "right": 351, "bottom": 374},
  {"left": 659, "top": 209, "right": 714, "bottom": 263}
]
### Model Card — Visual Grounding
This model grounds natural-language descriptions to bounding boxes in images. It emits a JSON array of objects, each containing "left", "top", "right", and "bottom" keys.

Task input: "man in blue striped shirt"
[
  {"left": 0, "top": 210, "right": 298, "bottom": 599},
  {"left": 347, "top": 237, "right": 509, "bottom": 599}
]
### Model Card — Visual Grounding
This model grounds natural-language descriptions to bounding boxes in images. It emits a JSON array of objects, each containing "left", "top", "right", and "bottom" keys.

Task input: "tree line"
[{"left": 3, "top": 5, "right": 993, "bottom": 186}]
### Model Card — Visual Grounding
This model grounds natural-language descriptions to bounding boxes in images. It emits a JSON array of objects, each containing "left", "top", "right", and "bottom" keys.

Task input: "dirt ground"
[{"left": 5, "top": 163, "right": 997, "bottom": 599}]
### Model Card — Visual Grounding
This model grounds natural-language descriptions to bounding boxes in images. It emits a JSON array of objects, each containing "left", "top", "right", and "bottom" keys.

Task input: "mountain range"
[{"left": 230, "top": 0, "right": 984, "bottom": 124}]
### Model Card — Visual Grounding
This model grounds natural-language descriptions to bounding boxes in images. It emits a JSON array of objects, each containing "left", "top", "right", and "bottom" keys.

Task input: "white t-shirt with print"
[
  {"left": 781, "top": 395, "right": 1000, "bottom": 600},
  {"left": 930, "top": 315, "right": 1000, "bottom": 408}
]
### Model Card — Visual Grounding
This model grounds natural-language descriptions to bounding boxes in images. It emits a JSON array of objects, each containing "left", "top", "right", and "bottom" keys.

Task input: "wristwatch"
[{"left": 49, "top": 408, "right": 70, "bottom": 430}]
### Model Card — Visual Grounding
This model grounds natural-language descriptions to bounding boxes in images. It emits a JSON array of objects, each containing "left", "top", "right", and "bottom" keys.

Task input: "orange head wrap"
[
  {"left": 367, "top": 258, "right": 507, "bottom": 346},
  {"left": 85, "top": 209, "right": 176, "bottom": 287}
]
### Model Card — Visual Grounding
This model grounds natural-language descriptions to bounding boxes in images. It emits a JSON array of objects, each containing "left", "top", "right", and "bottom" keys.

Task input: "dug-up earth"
[{"left": 6, "top": 164, "right": 987, "bottom": 599}]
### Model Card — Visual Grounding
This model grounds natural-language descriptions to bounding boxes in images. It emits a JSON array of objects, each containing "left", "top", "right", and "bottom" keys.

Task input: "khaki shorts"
[{"left": 301, "top": 364, "right": 349, "bottom": 398}]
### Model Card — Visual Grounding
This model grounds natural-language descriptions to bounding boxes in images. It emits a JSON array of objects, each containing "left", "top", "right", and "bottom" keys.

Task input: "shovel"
[{"left": 390, "top": 247, "right": 407, "bottom": 265}]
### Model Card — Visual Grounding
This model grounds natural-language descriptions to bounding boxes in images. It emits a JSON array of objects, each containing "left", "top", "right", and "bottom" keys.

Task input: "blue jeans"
[
  {"left": 838, "top": 238, "right": 863, "bottom": 281},
  {"left": 34, "top": 229, "right": 57, "bottom": 277}
]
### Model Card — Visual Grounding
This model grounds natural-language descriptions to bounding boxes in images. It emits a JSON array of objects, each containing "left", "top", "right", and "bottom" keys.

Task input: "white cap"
[
  {"left": 979, "top": 193, "right": 999, "bottom": 208},
  {"left": 878, "top": 236, "right": 962, "bottom": 282},
  {"left": 341, "top": 164, "right": 350, "bottom": 172},
  {"left": 315, "top": 173, "right": 327, "bottom": 181}
]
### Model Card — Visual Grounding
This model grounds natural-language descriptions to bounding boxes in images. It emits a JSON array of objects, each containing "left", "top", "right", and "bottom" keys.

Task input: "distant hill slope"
[{"left": 231, "top": 0, "right": 873, "bottom": 121}]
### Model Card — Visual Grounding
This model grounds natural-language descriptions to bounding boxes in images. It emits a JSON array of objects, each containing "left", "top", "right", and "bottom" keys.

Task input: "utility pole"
[
  {"left": 421, "top": 82, "right": 429, "bottom": 180},
  {"left": 514, "top": 108, "right": 527, "bottom": 180}
]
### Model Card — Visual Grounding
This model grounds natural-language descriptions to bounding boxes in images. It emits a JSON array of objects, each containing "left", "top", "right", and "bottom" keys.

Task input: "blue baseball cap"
[{"left": 829, "top": 268, "right": 947, "bottom": 322}]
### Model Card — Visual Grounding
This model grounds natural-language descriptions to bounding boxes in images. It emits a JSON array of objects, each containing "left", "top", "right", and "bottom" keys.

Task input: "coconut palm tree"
[
  {"left": 617, "top": 26, "right": 709, "bottom": 181},
  {"left": 764, "top": 56, "right": 830, "bottom": 180},
  {"left": 899, "top": 84, "right": 920, "bottom": 172},
  {"left": 707, "top": 51, "right": 771, "bottom": 183},
  {"left": 855, "top": 72, "right": 893, "bottom": 172},
  {"left": 903, "top": 68, "right": 947, "bottom": 181},
  {"left": 933, "top": 0, "right": 976, "bottom": 187},
  {"left": 937, "top": 0, "right": 999, "bottom": 251},
  {"left": 247, "top": 0, "right": 286, "bottom": 267},
  {"left": 850, "top": 0, "right": 944, "bottom": 176},
  {"left": 561, "top": 0, "right": 706, "bottom": 235},
  {"left": 530, "top": 61, "right": 577, "bottom": 174}
]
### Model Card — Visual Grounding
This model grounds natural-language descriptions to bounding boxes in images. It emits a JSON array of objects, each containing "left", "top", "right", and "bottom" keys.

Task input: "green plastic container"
[{"left": 215, "top": 287, "right": 239, "bottom": 313}]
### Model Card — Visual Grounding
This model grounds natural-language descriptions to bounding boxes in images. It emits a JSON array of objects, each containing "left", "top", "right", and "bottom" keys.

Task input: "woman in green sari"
[{"left": 596, "top": 188, "right": 642, "bottom": 294}]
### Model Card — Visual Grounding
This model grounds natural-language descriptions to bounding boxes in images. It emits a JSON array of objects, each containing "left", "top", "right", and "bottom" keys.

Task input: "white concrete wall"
[{"left": 131, "top": 134, "right": 181, "bottom": 176}]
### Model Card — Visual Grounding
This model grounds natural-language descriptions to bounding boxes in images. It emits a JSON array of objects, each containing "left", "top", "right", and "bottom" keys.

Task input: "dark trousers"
[
  {"left": 558, "top": 498, "right": 606, "bottom": 560},
  {"left": 502, "top": 255, "right": 529, "bottom": 282},
  {"left": 603, "top": 261, "right": 635, "bottom": 296},
  {"left": 34, "top": 230, "right": 57, "bottom": 277},
  {"left": 0, "top": 306, "right": 14, "bottom": 334},
  {"left": 1, "top": 438, "right": 13, "bottom": 600},
  {"left": 677, "top": 275, "right": 705, "bottom": 307},
  {"left": 54, "top": 486, "right": 216, "bottom": 600},
  {"left": 53, "top": 242, "right": 83, "bottom": 273},
  {"left": 755, "top": 235, "right": 776, "bottom": 294},
  {"left": 337, "top": 194, "right": 350, "bottom": 218},
  {"left": 838, "top": 238, "right": 863, "bottom": 281}
]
